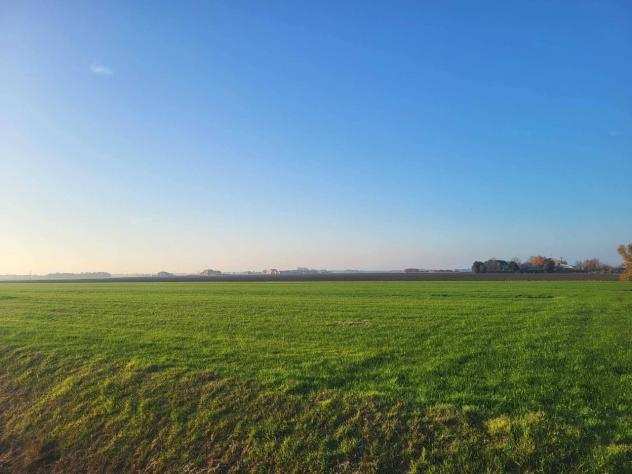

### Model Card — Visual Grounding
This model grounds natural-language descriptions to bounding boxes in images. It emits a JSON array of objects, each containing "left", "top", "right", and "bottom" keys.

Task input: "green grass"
[{"left": 0, "top": 281, "right": 630, "bottom": 471}]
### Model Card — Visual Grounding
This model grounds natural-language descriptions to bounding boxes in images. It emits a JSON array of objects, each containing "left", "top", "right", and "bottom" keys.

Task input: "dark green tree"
[{"left": 542, "top": 258, "right": 556, "bottom": 273}]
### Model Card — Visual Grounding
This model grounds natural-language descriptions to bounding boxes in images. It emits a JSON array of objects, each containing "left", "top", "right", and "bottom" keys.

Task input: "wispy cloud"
[{"left": 90, "top": 63, "right": 113, "bottom": 76}]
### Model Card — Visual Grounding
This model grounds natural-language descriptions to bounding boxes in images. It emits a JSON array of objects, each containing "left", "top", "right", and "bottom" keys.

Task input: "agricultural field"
[{"left": 0, "top": 281, "right": 630, "bottom": 472}]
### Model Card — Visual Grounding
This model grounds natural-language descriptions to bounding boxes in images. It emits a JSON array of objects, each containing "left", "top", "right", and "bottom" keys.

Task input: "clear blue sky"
[{"left": 1, "top": 1, "right": 631, "bottom": 273}]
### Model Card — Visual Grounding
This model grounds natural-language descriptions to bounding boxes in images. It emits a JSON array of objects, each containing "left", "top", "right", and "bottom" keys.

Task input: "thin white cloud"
[{"left": 90, "top": 63, "right": 113, "bottom": 76}]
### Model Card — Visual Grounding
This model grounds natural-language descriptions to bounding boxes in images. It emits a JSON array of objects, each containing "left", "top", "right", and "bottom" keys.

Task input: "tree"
[
  {"left": 200, "top": 269, "right": 221, "bottom": 276},
  {"left": 472, "top": 261, "right": 485, "bottom": 273},
  {"left": 508, "top": 261, "right": 520, "bottom": 273},
  {"left": 576, "top": 258, "right": 608, "bottom": 273},
  {"left": 528, "top": 255, "right": 547, "bottom": 267},
  {"left": 484, "top": 259, "right": 501, "bottom": 272},
  {"left": 618, "top": 243, "right": 632, "bottom": 281}
]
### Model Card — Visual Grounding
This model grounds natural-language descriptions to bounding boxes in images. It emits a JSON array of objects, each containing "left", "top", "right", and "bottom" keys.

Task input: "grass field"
[{"left": 0, "top": 281, "right": 630, "bottom": 472}]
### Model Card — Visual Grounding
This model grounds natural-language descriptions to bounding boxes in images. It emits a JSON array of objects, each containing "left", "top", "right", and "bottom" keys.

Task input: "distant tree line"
[
  {"left": 471, "top": 259, "right": 520, "bottom": 274},
  {"left": 45, "top": 272, "right": 112, "bottom": 279},
  {"left": 472, "top": 256, "right": 558, "bottom": 274},
  {"left": 472, "top": 250, "right": 630, "bottom": 275}
]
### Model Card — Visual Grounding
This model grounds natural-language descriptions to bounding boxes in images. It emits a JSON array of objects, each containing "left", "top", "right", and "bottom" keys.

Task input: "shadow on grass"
[{"left": 0, "top": 347, "right": 629, "bottom": 472}]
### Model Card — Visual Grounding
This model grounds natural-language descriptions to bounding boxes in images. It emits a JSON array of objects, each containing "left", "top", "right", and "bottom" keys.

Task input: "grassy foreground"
[{"left": 0, "top": 281, "right": 630, "bottom": 472}]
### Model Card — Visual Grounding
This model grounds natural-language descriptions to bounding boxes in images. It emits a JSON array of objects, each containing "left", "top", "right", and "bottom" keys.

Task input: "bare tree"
[{"left": 575, "top": 258, "right": 610, "bottom": 273}]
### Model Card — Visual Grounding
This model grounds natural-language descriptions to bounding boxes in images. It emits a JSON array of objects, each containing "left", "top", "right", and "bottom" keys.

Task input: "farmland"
[{"left": 0, "top": 281, "right": 630, "bottom": 471}]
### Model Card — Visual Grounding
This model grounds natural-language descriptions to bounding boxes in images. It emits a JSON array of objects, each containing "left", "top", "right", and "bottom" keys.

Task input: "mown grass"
[{"left": 0, "top": 281, "right": 630, "bottom": 472}]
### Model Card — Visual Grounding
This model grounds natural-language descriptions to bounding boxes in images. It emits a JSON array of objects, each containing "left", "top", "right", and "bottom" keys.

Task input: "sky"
[{"left": 1, "top": 1, "right": 631, "bottom": 274}]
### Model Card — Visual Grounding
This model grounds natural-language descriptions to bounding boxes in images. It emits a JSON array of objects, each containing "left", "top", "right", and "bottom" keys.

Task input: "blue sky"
[{"left": 1, "top": 1, "right": 631, "bottom": 273}]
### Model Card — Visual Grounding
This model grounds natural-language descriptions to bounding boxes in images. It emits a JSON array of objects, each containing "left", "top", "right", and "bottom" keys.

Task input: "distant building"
[
  {"left": 551, "top": 259, "right": 575, "bottom": 271},
  {"left": 404, "top": 268, "right": 421, "bottom": 273},
  {"left": 555, "top": 263, "right": 576, "bottom": 272},
  {"left": 156, "top": 271, "right": 174, "bottom": 278}
]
